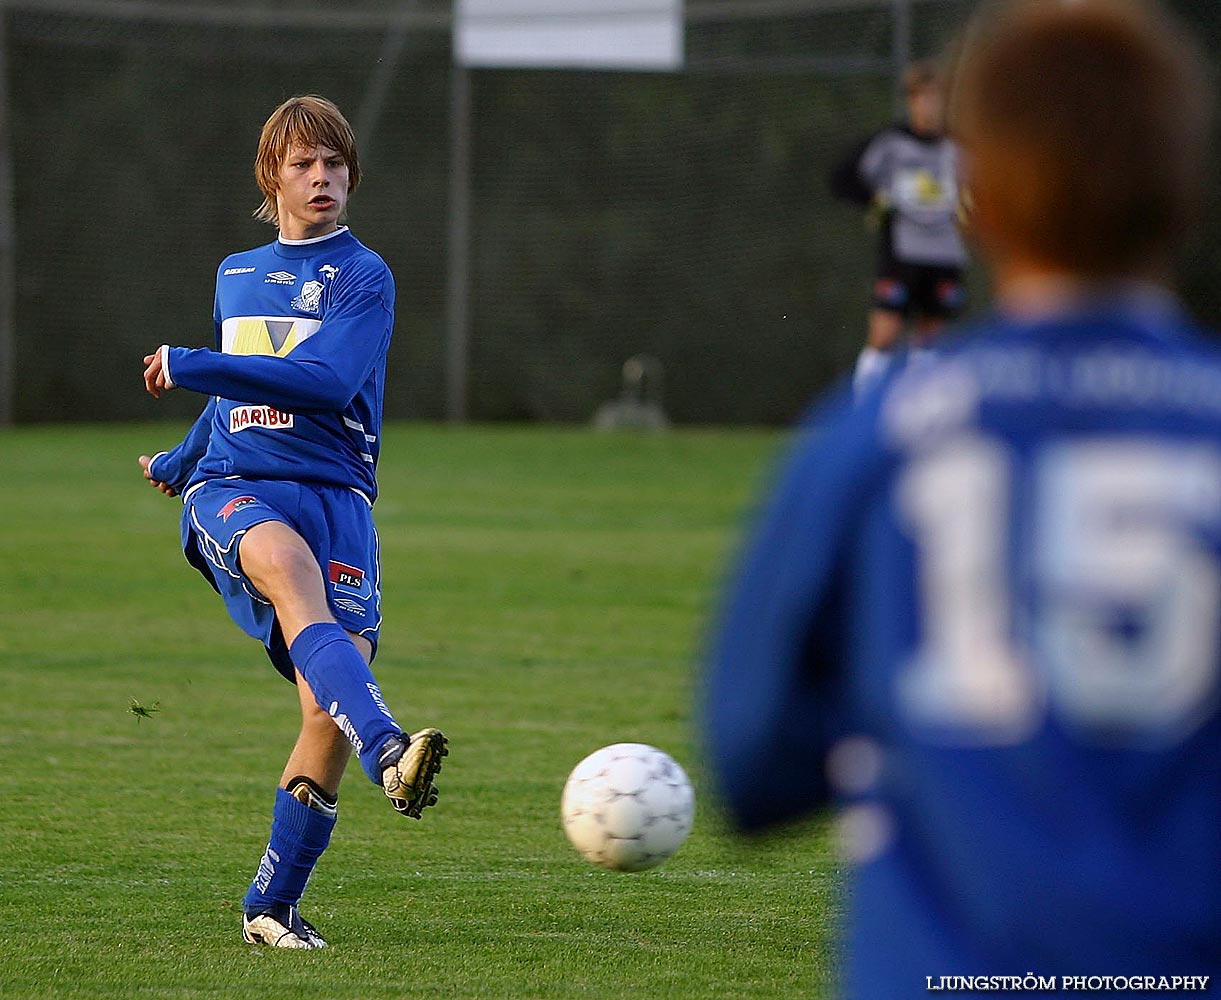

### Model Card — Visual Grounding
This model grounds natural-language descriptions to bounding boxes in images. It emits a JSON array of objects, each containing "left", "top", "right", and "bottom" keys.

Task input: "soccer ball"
[{"left": 560, "top": 743, "right": 695, "bottom": 872}]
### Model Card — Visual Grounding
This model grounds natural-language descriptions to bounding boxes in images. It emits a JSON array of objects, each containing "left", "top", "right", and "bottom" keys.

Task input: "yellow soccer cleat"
[{"left": 379, "top": 728, "right": 449, "bottom": 819}]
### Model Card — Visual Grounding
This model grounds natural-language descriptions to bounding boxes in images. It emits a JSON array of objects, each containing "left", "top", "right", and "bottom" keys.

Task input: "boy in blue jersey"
[
  {"left": 706, "top": 1, "right": 1219, "bottom": 994},
  {"left": 138, "top": 95, "right": 448, "bottom": 949}
]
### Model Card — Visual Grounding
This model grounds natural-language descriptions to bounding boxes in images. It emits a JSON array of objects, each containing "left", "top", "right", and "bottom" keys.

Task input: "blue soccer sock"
[
  {"left": 290, "top": 621, "right": 403, "bottom": 785},
  {"left": 243, "top": 787, "right": 337, "bottom": 913}
]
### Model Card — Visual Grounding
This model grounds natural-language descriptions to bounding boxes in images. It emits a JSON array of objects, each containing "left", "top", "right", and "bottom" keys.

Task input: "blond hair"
[
  {"left": 951, "top": 0, "right": 1210, "bottom": 278},
  {"left": 252, "top": 95, "right": 362, "bottom": 226}
]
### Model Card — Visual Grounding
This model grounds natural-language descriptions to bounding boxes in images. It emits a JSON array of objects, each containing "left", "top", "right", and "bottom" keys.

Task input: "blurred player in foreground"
[
  {"left": 830, "top": 61, "right": 968, "bottom": 394},
  {"left": 707, "top": 0, "right": 1220, "bottom": 992},
  {"left": 139, "top": 95, "right": 447, "bottom": 949}
]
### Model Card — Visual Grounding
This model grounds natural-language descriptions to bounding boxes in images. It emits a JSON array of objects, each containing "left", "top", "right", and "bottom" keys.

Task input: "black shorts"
[{"left": 872, "top": 261, "right": 965, "bottom": 320}]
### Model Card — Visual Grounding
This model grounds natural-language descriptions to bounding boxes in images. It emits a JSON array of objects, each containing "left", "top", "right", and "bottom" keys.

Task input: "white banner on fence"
[{"left": 455, "top": 0, "right": 683, "bottom": 72}]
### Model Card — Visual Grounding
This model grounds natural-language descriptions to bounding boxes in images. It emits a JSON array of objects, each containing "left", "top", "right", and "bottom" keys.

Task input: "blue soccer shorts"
[{"left": 180, "top": 478, "right": 382, "bottom": 681}]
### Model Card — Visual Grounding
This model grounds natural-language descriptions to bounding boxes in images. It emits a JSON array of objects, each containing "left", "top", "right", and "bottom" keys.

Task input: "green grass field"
[{"left": 0, "top": 423, "right": 839, "bottom": 1000}]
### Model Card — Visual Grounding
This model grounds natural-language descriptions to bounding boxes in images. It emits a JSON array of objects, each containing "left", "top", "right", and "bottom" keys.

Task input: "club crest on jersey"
[
  {"left": 329, "top": 560, "right": 373, "bottom": 600},
  {"left": 218, "top": 495, "right": 259, "bottom": 522},
  {"left": 229, "top": 405, "right": 294, "bottom": 433},
  {"left": 291, "top": 280, "right": 325, "bottom": 315}
]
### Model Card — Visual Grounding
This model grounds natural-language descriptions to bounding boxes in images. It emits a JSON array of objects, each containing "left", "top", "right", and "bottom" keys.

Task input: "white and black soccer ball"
[{"left": 561, "top": 742, "right": 695, "bottom": 872}]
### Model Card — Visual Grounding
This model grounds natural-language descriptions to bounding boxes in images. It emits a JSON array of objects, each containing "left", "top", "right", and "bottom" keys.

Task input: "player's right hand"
[
  {"left": 138, "top": 454, "right": 177, "bottom": 497},
  {"left": 143, "top": 346, "right": 174, "bottom": 398}
]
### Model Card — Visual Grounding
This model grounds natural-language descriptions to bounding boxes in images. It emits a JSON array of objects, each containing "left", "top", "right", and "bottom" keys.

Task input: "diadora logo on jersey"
[
  {"left": 223, "top": 266, "right": 257, "bottom": 276},
  {"left": 319, "top": 264, "right": 340, "bottom": 280},
  {"left": 229, "top": 405, "right": 294, "bottom": 434},
  {"left": 218, "top": 495, "right": 259, "bottom": 522},
  {"left": 265, "top": 270, "right": 297, "bottom": 284},
  {"left": 329, "top": 560, "right": 373, "bottom": 600},
  {"left": 291, "top": 280, "right": 325, "bottom": 314}
]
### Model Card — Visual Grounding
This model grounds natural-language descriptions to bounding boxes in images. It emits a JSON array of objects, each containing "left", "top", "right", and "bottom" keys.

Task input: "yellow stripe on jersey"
[{"left": 222, "top": 316, "right": 323, "bottom": 358}]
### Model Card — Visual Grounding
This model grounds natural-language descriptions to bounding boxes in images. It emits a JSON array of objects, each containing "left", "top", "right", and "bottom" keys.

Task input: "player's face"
[
  {"left": 907, "top": 86, "right": 943, "bottom": 137},
  {"left": 274, "top": 143, "right": 349, "bottom": 241}
]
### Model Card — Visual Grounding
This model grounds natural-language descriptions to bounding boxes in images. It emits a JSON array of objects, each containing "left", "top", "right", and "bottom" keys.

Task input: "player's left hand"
[
  {"left": 143, "top": 346, "right": 174, "bottom": 398},
  {"left": 138, "top": 454, "right": 177, "bottom": 497}
]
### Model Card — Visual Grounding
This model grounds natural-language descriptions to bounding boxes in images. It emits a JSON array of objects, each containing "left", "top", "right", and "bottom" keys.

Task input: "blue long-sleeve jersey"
[
  {"left": 148, "top": 227, "right": 393, "bottom": 502},
  {"left": 706, "top": 299, "right": 1221, "bottom": 994}
]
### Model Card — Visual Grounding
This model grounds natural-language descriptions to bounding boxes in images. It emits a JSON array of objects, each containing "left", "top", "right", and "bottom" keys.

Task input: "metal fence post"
[
  {"left": 446, "top": 61, "right": 471, "bottom": 424},
  {"left": 891, "top": 0, "right": 912, "bottom": 115},
  {"left": 0, "top": 1, "right": 14, "bottom": 426}
]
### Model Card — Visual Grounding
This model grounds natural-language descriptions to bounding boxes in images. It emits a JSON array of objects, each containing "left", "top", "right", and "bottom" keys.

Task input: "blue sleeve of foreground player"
[
  {"left": 147, "top": 397, "right": 217, "bottom": 493},
  {"left": 167, "top": 277, "right": 393, "bottom": 413},
  {"left": 704, "top": 388, "right": 882, "bottom": 831}
]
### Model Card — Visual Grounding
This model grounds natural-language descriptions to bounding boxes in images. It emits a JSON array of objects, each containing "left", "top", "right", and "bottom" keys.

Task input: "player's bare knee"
[{"left": 240, "top": 527, "right": 318, "bottom": 597}]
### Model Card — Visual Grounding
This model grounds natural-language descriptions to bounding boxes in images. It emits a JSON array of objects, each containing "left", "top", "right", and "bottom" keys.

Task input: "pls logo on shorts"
[
  {"left": 219, "top": 496, "right": 259, "bottom": 522},
  {"left": 329, "top": 560, "right": 372, "bottom": 600}
]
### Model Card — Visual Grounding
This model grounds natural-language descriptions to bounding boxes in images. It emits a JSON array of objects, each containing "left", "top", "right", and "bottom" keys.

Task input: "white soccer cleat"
[
  {"left": 241, "top": 904, "right": 327, "bottom": 949},
  {"left": 380, "top": 728, "right": 448, "bottom": 819}
]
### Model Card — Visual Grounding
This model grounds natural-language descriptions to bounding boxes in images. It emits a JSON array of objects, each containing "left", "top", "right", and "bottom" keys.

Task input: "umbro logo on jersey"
[
  {"left": 223, "top": 266, "right": 257, "bottom": 276},
  {"left": 265, "top": 271, "right": 297, "bottom": 284}
]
